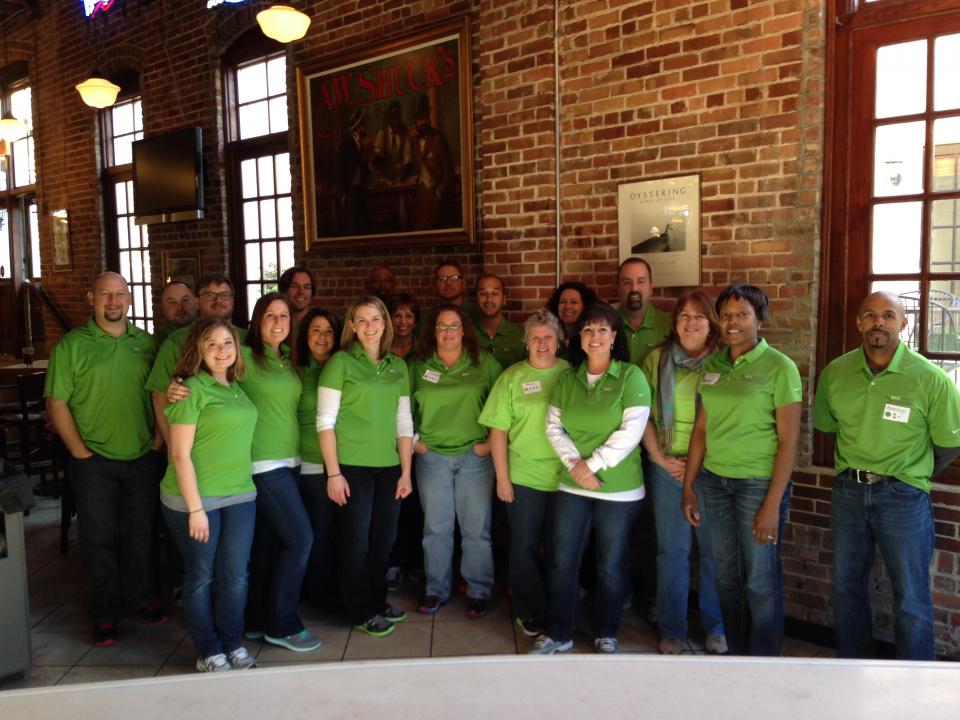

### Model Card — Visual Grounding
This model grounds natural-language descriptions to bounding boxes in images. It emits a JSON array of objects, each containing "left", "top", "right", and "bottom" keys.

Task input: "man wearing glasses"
[{"left": 433, "top": 259, "right": 479, "bottom": 322}]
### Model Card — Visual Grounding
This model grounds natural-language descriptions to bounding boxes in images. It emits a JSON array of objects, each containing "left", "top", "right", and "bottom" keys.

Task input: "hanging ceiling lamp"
[
  {"left": 76, "top": 72, "right": 121, "bottom": 109},
  {"left": 256, "top": 5, "right": 311, "bottom": 43}
]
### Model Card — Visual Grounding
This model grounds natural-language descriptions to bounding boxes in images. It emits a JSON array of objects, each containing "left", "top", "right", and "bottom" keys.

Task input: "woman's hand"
[
  {"left": 496, "top": 476, "right": 515, "bottom": 503},
  {"left": 327, "top": 473, "right": 351, "bottom": 506},
  {"left": 657, "top": 454, "right": 686, "bottom": 481},
  {"left": 682, "top": 482, "right": 700, "bottom": 527},
  {"left": 188, "top": 510, "right": 209, "bottom": 543},
  {"left": 166, "top": 377, "right": 191, "bottom": 404},
  {"left": 753, "top": 500, "right": 779, "bottom": 545},
  {"left": 395, "top": 473, "right": 413, "bottom": 500},
  {"left": 570, "top": 460, "right": 602, "bottom": 491},
  {"left": 473, "top": 441, "right": 491, "bottom": 457},
  {"left": 413, "top": 441, "right": 429, "bottom": 455}
]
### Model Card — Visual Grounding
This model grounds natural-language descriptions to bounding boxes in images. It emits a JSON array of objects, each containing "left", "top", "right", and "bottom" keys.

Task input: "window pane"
[
  {"left": 269, "top": 97, "right": 288, "bottom": 134},
  {"left": 133, "top": 99, "right": 144, "bottom": 131},
  {"left": 931, "top": 199, "right": 960, "bottom": 272},
  {"left": 278, "top": 197, "right": 293, "bottom": 237},
  {"left": 260, "top": 199, "right": 277, "bottom": 239},
  {"left": 266, "top": 56, "right": 286, "bottom": 96},
  {"left": 257, "top": 156, "right": 275, "bottom": 196},
  {"left": 873, "top": 121, "right": 925, "bottom": 197},
  {"left": 13, "top": 137, "right": 33, "bottom": 187},
  {"left": 280, "top": 240, "right": 295, "bottom": 272},
  {"left": 876, "top": 39, "right": 927, "bottom": 119},
  {"left": 237, "top": 62, "right": 268, "bottom": 104},
  {"left": 114, "top": 134, "right": 134, "bottom": 166},
  {"left": 117, "top": 217, "right": 129, "bottom": 249},
  {"left": 243, "top": 201, "right": 260, "bottom": 240},
  {"left": 871, "top": 202, "right": 922, "bottom": 273},
  {"left": 925, "top": 290, "right": 960, "bottom": 353},
  {"left": 10, "top": 87, "right": 31, "bottom": 127},
  {"left": 935, "top": 34, "right": 960, "bottom": 111},
  {"left": 262, "top": 243, "right": 278, "bottom": 282},
  {"left": 932, "top": 116, "right": 960, "bottom": 192},
  {"left": 28, "top": 202, "right": 40, "bottom": 278},
  {"left": 247, "top": 285, "right": 262, "bottom": 320},
  {"left": 0, "top": 208, "right": 9, "bottom": 278},
  {"left": 275, "top": 153, "right": 291, "bottom": 194},
  {"left": 120, "top": 251, "right": 132, "bottom": 279},
  {"left": 129, "top": 218, "right": 140, "bottom": 248},
  {"left": 872, "top": 280, "right": 920, "bottom": 347},
  {"left": 239, "top": 101, "right": 269, "bottom": 139},
  {"left": 131, "top": 251, "right": 143, "bottom": 283},
  {"left": 115, "top": 181, "right": 127, "bottom": 215},
  {"left": 245, "top": 243, "right": 262, "bottom": 282},
  {"left": 112, "top": 102, "right": 133, "bottom": 136},
  {"left": 241, "top": 159, "right": 258, "bottom": 198}
]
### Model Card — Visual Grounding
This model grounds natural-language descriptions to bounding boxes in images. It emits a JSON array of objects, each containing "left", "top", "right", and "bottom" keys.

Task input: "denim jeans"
[
  {"left": 648, "top": 461, "right": 723, "bottom": 640},
  {"left": 416, "top": 448, "right": 494, "bottom": 600},
  {"left": 698, "top": 468, "right": 790, "bottom": 656},
  {"left": 69, "top": 450, "right": 160, "bottom": 623},
  {"left": 506, "top": 484, "right": 555, "bottom": 622},
  {"left": 299, "top": 472, "right": 340, "bottom": 611},
  {"left": 246, "top": 466, "right": 313, "bottom": 637},
  {"left": 545, "top": 491, "right": 641, "bottom": 643},
  {"left": 830, "top": 471, "right": 935, "bottom": 660},
  {"left": 336, "top": 464, "right": 402, "bottom": 624},
  {"left": 163, "top": 501, "right": 255, "bottom": 659}
]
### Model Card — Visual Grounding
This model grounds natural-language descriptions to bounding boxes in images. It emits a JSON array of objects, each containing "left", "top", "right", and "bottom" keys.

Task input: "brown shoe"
[{"left": 659, "top": 636, "right": 684, "bottom": 655}]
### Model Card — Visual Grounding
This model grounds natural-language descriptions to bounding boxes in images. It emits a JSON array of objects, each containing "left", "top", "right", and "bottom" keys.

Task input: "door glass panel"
[
  {"left": 930, "top": 199, "right": 960, "bottom": 271},
  {"left": 245, "top": 243, "right": 261, "bottom": 282},
  {"left": 876, "top": 39, "right": 927, "bottom": 119},
  {"left": 934, "top": 34, "right": 960, "bottom": 111},
  {"left": 28, "top": 201, "right": 40, "bottom": 278},
  {"left": 874, "top": 122, "right": 925, "bottom": 197},
  {"left": 0, "top": 208, "right": 9, "bottom": 278},
  {"left": 873, "top": 280, "right": 920, "bottom": 347},
  {"left": 871, "top": 202, "right": 922, "bottom": 273},
  {"left": 932, "top": 117, "right": 960, "bottom": 192}
]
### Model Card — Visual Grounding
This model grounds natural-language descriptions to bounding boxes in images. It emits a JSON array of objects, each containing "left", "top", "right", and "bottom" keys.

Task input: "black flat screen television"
[{"left": 132, "top": 127, "right": 204, "bottom": 225}]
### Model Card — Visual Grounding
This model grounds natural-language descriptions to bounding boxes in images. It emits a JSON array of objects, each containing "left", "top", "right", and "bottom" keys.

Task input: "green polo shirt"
[
  {"left": 409, "top": 351, "right": 502, "bottom": 455},
  {"left": 620, "top": 304, "right": 672, "bottom": 366},
  {"left": 153, "top": 325, "right": 175, "bottom": 346},
  {"left": 238, "top": 344, "right": 301, "bottom": 461},
  {"left": 478, "top": 359, "right": 571, "bottom": 491},
  {"left": 551, "top": 360, "right": 650, "bottom": 494},
  {"left": 813, "top": 342, "right": 960, "bottom": 492},
  {"left": 475, "top": 317, "right": 526, "bottom": 370},
  {"left": 297, "top": 358, "right": 326, "bottom": 466},
  {"left": 146, "top": 323, "right": 247, "bottom": 393},
  {"left": 160, "top": 372, "right": 257, "bottom": 497},
  {"left": 698, "top": 338, "right": 802, "bottom": 479},
  {"left": 641, "top": 346, "right": 700, "bottom": 456},
  {"left": 45, "top": 318, "right": 157, "bottom": 461},
  {"left": 319, "top": 344, "right": 410, "bottom": 467}
]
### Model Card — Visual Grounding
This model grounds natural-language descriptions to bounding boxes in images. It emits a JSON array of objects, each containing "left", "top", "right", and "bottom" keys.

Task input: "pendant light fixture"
[
  {"left": 0, "top": 23, "right": 28, "bottom": 145},
  {"left": 76, "top": 72, "right": 121, "bottom": 109},
  {"left": 256, "top": 5, "right": 311, "bottom": 43}
]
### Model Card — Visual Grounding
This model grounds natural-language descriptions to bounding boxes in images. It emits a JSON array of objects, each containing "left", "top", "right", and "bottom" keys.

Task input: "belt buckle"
[{"left": 851, "top": 469, "right": 882, "bottom": 485}]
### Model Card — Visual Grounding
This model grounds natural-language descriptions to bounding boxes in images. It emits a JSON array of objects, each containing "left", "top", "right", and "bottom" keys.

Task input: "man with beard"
[
  {"left": 279, "top": 265, "right": 316, "bottom": 330},
  {"left": 45, "top": 272, "right": 165, "bottom": 647},
  {"left": 154, "top": 281, "right": 197, "bottom": 344},
  {"left": 617, "top": 257, "right": 671, "bottom": 366},
  {"left": 365, "top": 264, "right": 397, "bottom": 304},
  {"left": 474, "top": 274, "right": 525, "bottom": 370},
  {"left": 814, "top": 291, "right": 960, "bottom": 660}
]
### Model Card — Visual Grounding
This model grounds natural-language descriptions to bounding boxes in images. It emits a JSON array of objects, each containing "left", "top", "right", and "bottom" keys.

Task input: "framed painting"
[{"left": 297, "top": 17, "right": 475, "bottom": 249}]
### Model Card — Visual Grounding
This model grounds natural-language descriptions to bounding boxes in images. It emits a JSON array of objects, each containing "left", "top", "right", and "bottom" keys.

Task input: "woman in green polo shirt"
[
  {"left": 478, "top": 309, "right": 569, "bottom": 637},
  {"left": 640, "top": 290, "right": 726, "bottom": 656},
  {"left": 409, "top": 303, "right": 502, "bottom": 617},
  {"left": 681, "top": 284, "right": 802, "bottom": 656},
  {"left": 161, "top": 318, "right": 258, "bottom": 672},
  {"left": 318, "top": 295, "right": 413, "bottom": 638},
  {"left": 294, "top": 308, "right": 342, "bottom": 611},
  {"left": 530, "top": 302, "right": 650, "bottom": 656}
]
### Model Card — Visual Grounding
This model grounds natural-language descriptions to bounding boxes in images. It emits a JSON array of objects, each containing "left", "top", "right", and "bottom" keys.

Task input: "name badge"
[
  {"left": 883, "top": 403, "right": 910, "bottom": 424},
  {"left": 422, "top": 369, "right": 441, "bottom": 384},
  {"left": 522, "top": 380, "right": 542, "bottom": 395},
  {"left": 702, "top": 373, "right": 721, "bottom": 386}
]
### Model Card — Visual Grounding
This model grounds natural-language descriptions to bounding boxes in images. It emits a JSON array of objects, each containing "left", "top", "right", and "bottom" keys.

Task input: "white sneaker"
[
  {"left": 227, "top": 646, "right": 257, "bottom": 669},
  {"left": 529, "top": 635, "right": 574, "bottom": 655},
  {"left": 196, "top": 653, "right": 231, "bottom": 672},
  {"left": 705, "top": 633, "right": 728, "bottom": 655},
  {"left": 594, "top": 637, "right": 619, "bottom": 654}
]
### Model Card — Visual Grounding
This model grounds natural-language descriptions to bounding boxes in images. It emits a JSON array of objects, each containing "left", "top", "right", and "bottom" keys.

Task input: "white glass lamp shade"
[
  {"left": 256, "top": 5, "right": 311, "bottom": 43},
  {"left": 76, "top": 76, "right": 121, "bottom": 109}
]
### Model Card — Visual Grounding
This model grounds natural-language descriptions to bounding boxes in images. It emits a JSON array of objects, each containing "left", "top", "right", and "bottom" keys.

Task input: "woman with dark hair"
[
  {"left": 389, "top": 293, "right": 420, "bottom": 360},
  {"left": 682, "top": 283, "right": 801, "bottom": 656},
  {"left": 294, "top": 308, "right": 342, "bottom": 610},
  {"left": 318, "top": 295, "right": 413, "bottom": 637},
  {"left": 640, "top": 290, "right": 726, "bottom": 655},
  {"left": 532, "top": 302, "right": 651, "bottom": 655},
  {"left": 408, "top": 303, "right": 502, "bottom": 617},
  {"left": 546, "top": 281, "right": 600, "bottom": 350},
  {"left": 162, "top": 318, "right": 258, "bottom": 672}
]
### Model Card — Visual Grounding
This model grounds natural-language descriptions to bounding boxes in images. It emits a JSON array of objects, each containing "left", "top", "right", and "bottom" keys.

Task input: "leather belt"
[{"left": 845, "top": 468, "right": 893, "bottom": 485}]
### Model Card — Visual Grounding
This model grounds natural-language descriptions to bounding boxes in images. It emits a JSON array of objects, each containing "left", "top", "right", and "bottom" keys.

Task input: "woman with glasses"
[
  {"left": 408, "top": 303, "right": 502, "bottom": 617},
  {"left": 682, "top": 284, "right": 801, "bottom": 656},
  {"left": 318, "top": 295, "right": 413, "bottom": 637},
  {"left": 640, "top": 290, "right": 726, "bottom": 655},
  {"left": 532, "top": 303, "right": 651, "bottom": 655}
]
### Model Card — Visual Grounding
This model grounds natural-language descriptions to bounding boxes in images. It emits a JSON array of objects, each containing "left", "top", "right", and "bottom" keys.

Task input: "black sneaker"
[
  {"left": 93, "top": 621, "right": 118, "bottom": 647},
  {"left": 417, "top": 594, "right": 445, "bottom": 614},
  {"left": 382, "top": 604, "right": 407, "bottom": 623},
  {"left": 515, "top": 617, "right": 544, "bottom": 637},
  {"left": 465, "top": 598, "right": 488, "bottom": 619},
  {"left": 354, "top": 615, "right": 396, "bottom": 638}
]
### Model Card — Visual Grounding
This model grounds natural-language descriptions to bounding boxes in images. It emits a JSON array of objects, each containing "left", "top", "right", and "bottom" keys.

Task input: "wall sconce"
[
  {"left": 256, "top": 5, "right": 311, "bottom": 43},
  {"left": 76, "top": 72, "right": 121, "bottom": 109}
]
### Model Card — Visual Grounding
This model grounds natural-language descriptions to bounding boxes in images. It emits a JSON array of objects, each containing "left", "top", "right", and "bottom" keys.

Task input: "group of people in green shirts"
[{"left": 44, "top": 257, "right": 959, "bottom": 672}]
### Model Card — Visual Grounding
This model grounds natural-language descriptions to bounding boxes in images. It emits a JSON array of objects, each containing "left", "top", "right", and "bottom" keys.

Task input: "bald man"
[
  {"left": 45, "top": 272, "right": 166, "bottom": 647},
  {"left": 814, "top": 291, "right": 960, "bottom": 660}
]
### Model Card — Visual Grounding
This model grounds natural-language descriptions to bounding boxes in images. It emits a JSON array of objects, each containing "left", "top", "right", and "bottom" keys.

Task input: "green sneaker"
[
  {"left": 354, "top": 614, "right": 396, "bottom": 638},
  {"left": 382, "top": 604, "right": 407, "bottom": 623}
]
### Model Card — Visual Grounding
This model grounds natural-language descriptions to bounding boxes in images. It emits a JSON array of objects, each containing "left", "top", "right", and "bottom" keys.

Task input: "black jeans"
[
  {"left": 337, "top": 464, "right": 402, "bottom": 625},
  {"left": 69, "top": 450, "right": 160, "bottom": 624},
  {"left": 299, "top": 471, "right": 341, "bottom": 611}
]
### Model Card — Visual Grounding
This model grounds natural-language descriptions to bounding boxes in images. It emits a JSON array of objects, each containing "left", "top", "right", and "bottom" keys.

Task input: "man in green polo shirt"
[
  {"left": 433, "top": 259, "right": 479, "bottom": 321},
  {"left": 474, "top": 274, "right": 526, "bottom": 370},
  {"left": 814, "top": 291, "right": 960, "bottom": 661},
  {"left": 45, "top": 272, "right": 165, "bottom": 647},
  {"left": 616, "top": 256, "right": 671, "bottom": 619}
]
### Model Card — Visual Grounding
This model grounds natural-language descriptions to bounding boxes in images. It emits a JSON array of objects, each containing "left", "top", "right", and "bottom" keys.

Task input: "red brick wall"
[{"left": 11, "top": 0, "right": 959, "bottom": 657}]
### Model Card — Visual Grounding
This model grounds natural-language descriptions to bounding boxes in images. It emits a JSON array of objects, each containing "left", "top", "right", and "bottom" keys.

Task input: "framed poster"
[
  {"left": 51, "top": 209, "right": 71, "bottom": 269},
  {"left": 297, "top": 17, "right": 475, "bottom": 250},
  {"left": 618, "top": 174, "right": 701, "bottom": 288},
  {"left": 161, "top": 251, "right": 201, "bottom": 290}
]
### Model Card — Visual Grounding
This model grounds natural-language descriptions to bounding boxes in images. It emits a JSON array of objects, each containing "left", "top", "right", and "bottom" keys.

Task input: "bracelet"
[
  {"left": 328, "top": 473, "right": 343, "bottom": 479},
  {"left": 188, "top": 508, "right": 204, "bottom": 514}
]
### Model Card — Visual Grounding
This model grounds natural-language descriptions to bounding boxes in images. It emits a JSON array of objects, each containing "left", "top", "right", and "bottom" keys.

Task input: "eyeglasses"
[
  {"left": 436, "top": 274, "right": 462, "bottom": 282},
  {"left": 199, "top": 292, "right": 234, "bottom": 302},
  {"left": 436, "top": 322, "right": 463, "bottom": 331}
]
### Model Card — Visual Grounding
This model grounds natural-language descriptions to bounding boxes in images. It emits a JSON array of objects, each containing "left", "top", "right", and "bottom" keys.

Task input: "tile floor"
[{"left": 0, "top": 496, "right": 835, "bottom": 692}]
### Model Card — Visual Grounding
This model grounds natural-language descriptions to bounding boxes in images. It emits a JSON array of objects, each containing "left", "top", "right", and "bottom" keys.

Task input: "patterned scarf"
[{"left": 657, "top": 340, "right": 708, "bottom": 452}]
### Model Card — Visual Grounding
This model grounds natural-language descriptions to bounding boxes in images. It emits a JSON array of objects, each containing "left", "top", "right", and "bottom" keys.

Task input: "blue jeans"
[
  {"left": 545, "top": 491, "right": 641, "bottom": 643},
  {"left": 698, "top": 468, "right": 789, "bottom": 656},
  {"left": 246, "top": 466, "right": 313, "bottom": 637},
  {"left": 416, "top": 448, "right": 494, "bottom": 600},
  {"left": 506, "top": 484, "right": 555, "bottom": 622},
  {"left": 163, "top": 501, "right": 255, "bottom": 659},
  {"left": 648, "top": 461, "right": 723, "bottom": 640},
  {"left": 299, "top": 472, "right": 340, "bottom": 610},
  {"left": 830, "top": 471, "right": 935, "bottom": 660}
]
